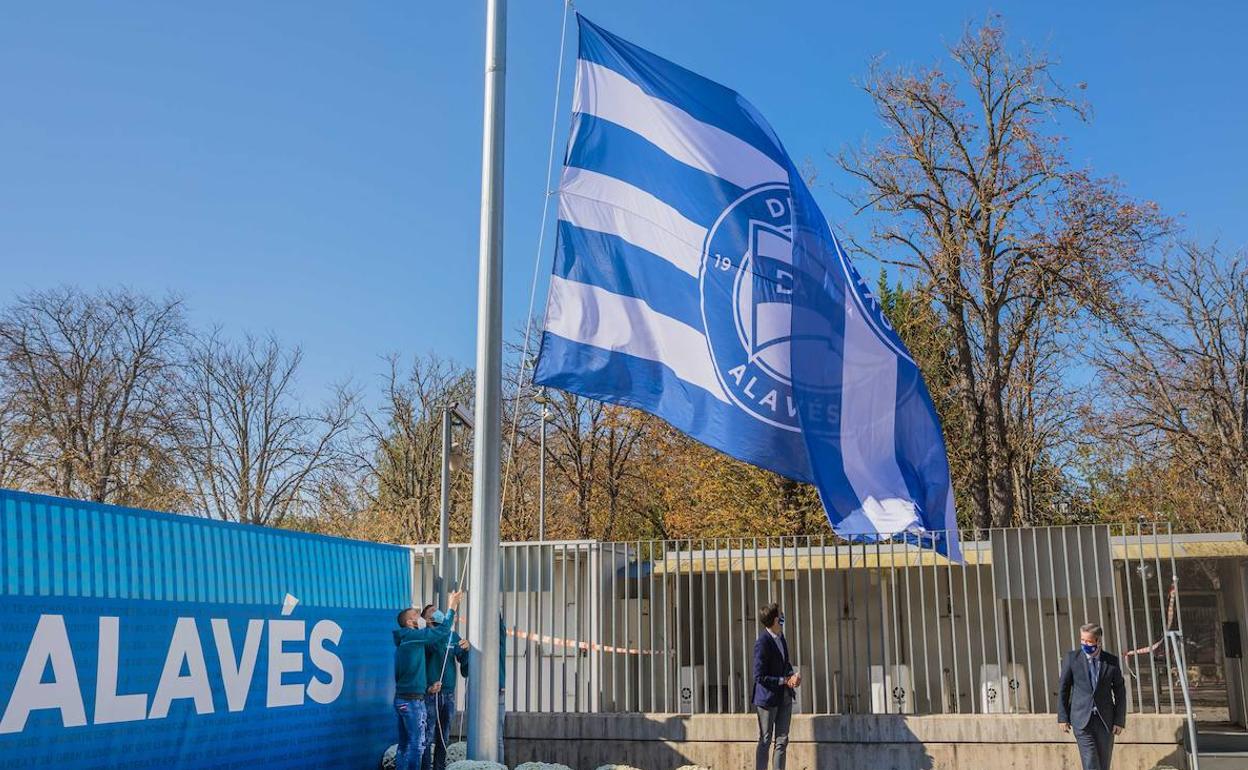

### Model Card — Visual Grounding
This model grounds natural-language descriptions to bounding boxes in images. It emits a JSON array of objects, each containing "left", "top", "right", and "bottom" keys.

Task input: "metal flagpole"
[
  {"left": 466, "top": 0, "right": 506, "bottom": 761},
  {"left": 440, "top": 403, "right": 474, "bottom": 609}
]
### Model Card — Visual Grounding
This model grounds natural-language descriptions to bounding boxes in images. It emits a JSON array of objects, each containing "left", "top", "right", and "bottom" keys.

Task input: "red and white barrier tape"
[
  {"left": 505, "top": 626, "right": 664, "bottom": 656},
  {"left": 1123, "top": 580, "right": 1178, "bottom": 660}
]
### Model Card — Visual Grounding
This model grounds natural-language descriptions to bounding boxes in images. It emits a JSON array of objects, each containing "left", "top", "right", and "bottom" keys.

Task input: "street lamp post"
[{"left": 438, "top": 402, "right": 474, "bottom": 609}]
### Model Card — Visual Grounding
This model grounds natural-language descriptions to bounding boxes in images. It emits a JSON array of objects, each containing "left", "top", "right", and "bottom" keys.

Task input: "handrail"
[{"left": 1165, "top": 630, "right": 1200, "bottom": 770}]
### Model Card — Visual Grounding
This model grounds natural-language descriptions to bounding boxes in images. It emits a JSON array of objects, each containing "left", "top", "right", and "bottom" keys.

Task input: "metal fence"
[{"left": 408, "top": 523, "right": 1187, "bottom": 717}]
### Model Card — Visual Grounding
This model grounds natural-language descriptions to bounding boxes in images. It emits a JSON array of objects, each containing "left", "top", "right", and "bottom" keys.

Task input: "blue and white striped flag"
[{"left": 534, "top": 15, "right": 961, "bottom": 559}]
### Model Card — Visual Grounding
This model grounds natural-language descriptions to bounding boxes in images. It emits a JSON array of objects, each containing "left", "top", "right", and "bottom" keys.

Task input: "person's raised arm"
[
  {"left": 395, "top": 591, "right": 465, "bottom": 646},
  {"left": 395, "top": 625, "right": 432, "bottom": 646},
  {"left": 426, "top": 617, "right": 453, "bottom": 647},
  {"left": 427, "top": 590, "right": 465, "bottom": 648}
]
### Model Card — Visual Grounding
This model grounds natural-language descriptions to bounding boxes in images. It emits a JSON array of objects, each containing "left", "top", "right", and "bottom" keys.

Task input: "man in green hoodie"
[
  {"left": 420, "top": 608, "right": 468, "bottom": 770},
  {"left": 393, "top": 589, "right": 462, "bottom": 770}
]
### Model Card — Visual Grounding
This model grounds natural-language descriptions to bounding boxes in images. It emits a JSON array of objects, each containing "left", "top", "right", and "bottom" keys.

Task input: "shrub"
[
  {"left": 446, "top": 761, "right": 507, "bottom": 770},
  {"left": 446, "top": 742, "right": 468, "bottom": 763}
]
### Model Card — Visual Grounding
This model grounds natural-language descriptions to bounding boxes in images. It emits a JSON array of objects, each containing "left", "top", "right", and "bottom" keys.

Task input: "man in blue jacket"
[
  {"left": 393, "top": 590, "right": 461, "bottom": 770},
  {"left": 1058, "top": 622, "right": 1127, "bottom": 770},
  {"left": 753, "top": 602, "right": 799, "bottom": 770},
  {"left": 421, "top": 608, "right": 469, "bottom": 770}
]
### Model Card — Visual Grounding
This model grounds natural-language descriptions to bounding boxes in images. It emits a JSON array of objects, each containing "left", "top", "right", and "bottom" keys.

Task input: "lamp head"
[{"left": 449, "top": 442, "right": 468, "bottom": 473}]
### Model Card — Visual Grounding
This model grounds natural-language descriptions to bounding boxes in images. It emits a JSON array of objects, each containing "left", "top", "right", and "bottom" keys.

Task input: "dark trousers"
[
  {"left": 421, "top": 692, "right": 455, "bottom": 770},
  {"left": 755, "top": 700, "right": 793, "bottom": 770},
  {"left": 1074, "top": 716, "right": 1115, "bottom": 770}
]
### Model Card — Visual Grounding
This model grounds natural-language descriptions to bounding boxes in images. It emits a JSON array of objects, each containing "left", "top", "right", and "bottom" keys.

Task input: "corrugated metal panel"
[{"left": 0, "top": 488, "right": 409, "bottom": 608}]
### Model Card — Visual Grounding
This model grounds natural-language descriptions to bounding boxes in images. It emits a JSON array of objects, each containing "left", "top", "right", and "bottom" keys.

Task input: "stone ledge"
[
  {"left": 503, "top": 736, "right": 1186, "bottom": 770},
  {"left": 503, "top": 712, "right": 1187, "bottom": 745}
]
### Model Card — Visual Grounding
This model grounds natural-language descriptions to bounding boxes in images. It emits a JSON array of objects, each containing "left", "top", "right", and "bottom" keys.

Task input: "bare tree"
[
  {"left": 300, "top": 471, "right": 390, "bottom": 541},
  {"left": 1095, "top": 243, "right": 1248, "bottom": 536},
  {"left": 179, "top": 332, "right": 355, "bottom": 526},
  {"left": 1005, "top": 315, "right": 1086, "bottom": 524},
  {"left": 598, "top": 405, "right": 650, "bottom": 541},
  {"left": 839, "top": 20, "right": 1166, "bottom": 528},
  {"left": 0, "top": 390, "right": 32, "bottom": 490},
  {"left": 503, "top": 388, "right": 658, "bottom": 541},
  {"left": 359, "top": 354, "right": 473, "bottom": 543},
  {"left": 0, "top": 287, "right": 186, "bottom": 505},
  {"left": 539, "top": 390, "right": 606, "bottom": 539}
]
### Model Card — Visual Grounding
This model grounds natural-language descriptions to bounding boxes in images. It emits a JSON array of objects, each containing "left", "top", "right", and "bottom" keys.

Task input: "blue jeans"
[
  {"left": 394, "top": 697, "right": 427, "bottom": 770},
  {"left": 421, "top": 692, "right": 455, "bottom": 770}
]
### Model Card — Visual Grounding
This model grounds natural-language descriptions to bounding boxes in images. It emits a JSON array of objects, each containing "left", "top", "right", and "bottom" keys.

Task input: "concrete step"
[
  {"left": 1197, "top": 730, "right": 1248, "bottom": 753},
  {"left": 1196, "top": 753, "right": 1248, "bottom": 770}
]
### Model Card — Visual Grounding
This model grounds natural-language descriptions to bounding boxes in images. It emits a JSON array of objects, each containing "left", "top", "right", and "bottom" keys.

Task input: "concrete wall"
[
  {"left": 1219, "top": 559, "right": 1248, "bottom": 726},
  {"left": 500, "top": 713, "right": 1189, "bottom": 770}
]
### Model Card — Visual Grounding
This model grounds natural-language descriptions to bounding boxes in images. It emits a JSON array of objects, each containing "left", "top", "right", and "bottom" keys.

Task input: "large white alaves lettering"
[{"left": 0, "top": 614, "right": 345, "bottom": 734}]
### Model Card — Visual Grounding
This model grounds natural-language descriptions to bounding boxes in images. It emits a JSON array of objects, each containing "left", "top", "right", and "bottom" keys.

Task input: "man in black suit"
[
  {"left": 753, "top": 602, "right": 799, "bottom": 770},
  {"left": 1058, "top": 622, "right": 1127, "bottom": 770}
]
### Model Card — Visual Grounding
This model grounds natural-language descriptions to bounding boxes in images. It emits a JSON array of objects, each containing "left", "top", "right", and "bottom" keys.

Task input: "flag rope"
[
  {"left": 498, "top": 0, "right": 574, "bottom": 525},
  {"left": 431, "top": 551, "right": 475, "bottom": 754}
]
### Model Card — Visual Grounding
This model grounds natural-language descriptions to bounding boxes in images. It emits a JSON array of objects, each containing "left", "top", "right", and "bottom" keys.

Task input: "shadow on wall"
[
  {"left": 501, "top": 713, "right": 940, "bottom": 770},
  {"left": 482, "top": 712, "right": 1188, "bottom": 770},
  {"left": 807, "top": 715, "right": 935, "bottom": 770},
  {"left": 504, "top": 714, "right": 692, "bottom": 770}
]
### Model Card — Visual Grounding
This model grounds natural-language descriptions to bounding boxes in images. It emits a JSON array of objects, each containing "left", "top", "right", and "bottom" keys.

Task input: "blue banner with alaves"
[{"left": 0, "top": 489, "right": 411, "bottom": 769}]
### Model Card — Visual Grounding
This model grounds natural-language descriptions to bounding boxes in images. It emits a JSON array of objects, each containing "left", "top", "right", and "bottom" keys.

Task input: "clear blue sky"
[{"left": 2, "top": 1, "right": 1245, "bottom": 402}]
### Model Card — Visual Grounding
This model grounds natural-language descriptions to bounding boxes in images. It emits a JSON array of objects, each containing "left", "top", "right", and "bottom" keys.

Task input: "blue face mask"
[
  {"left": 779, "top": 615, "right": 785, "bottom": 628},
  {"left": 1081, "top": 642, "right": 1098, "bottom": 655}
]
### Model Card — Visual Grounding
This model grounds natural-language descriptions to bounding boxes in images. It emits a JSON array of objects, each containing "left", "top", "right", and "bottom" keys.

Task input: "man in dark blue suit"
[
  {"left": 1058, "top": 622, "right": 1127, "bottom": 770},
  {"left": 753, "top": 602, "right": 799, "bottom": 770}
]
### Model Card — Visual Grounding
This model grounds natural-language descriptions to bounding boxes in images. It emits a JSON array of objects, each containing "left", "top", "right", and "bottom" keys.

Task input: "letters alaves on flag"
[{"left": 534, "top": 15, "right": 961, "bottom": 560}]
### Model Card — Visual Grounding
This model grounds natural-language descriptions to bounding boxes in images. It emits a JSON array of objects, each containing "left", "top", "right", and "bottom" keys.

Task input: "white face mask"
[{"left": 416, "top": 616, "right": 427, "bottom": 629}]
